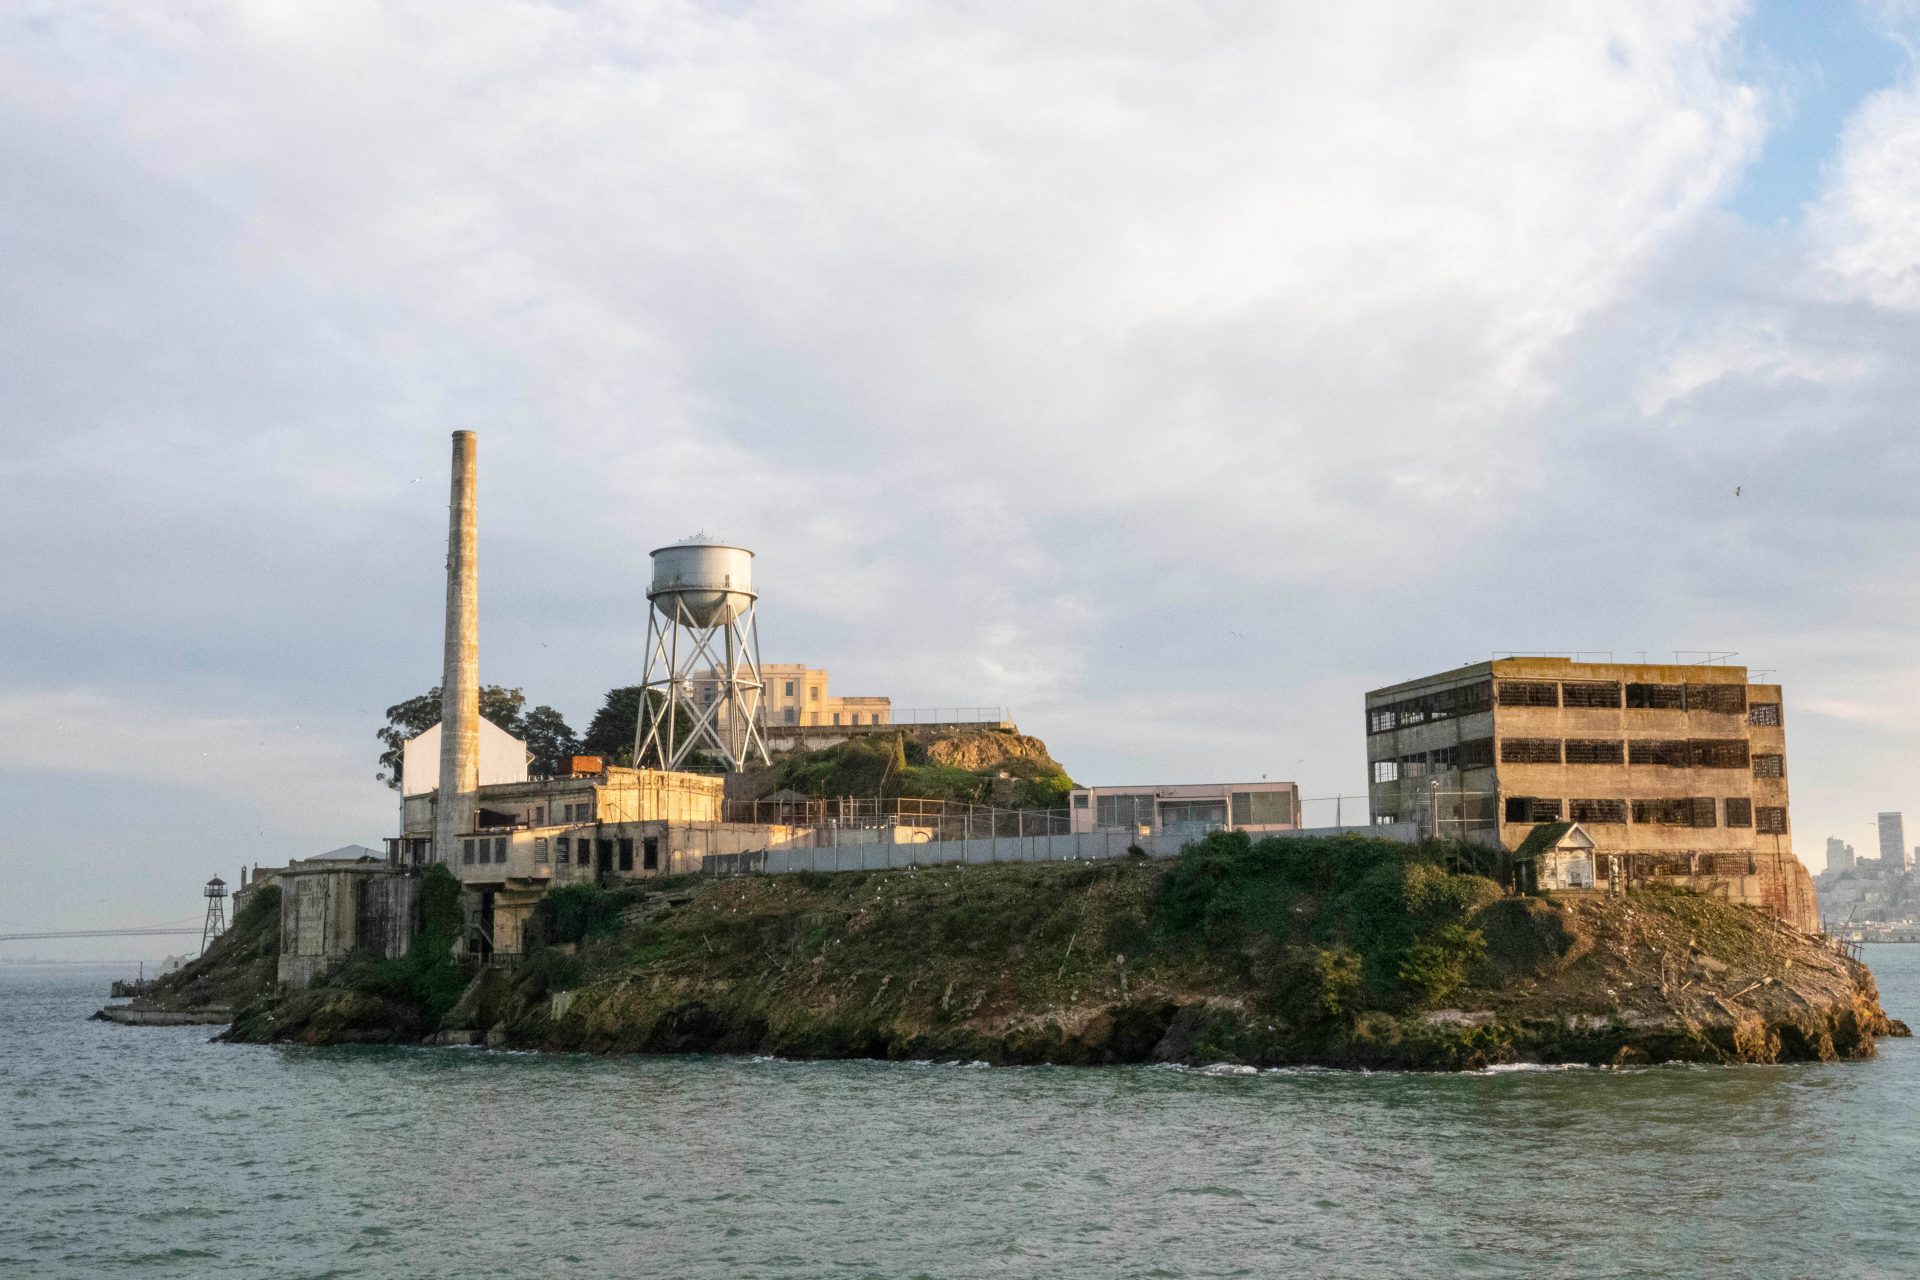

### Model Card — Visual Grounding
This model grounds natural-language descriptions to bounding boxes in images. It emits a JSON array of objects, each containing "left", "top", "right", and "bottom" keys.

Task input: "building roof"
[
  {"left": 305, "top": 844, "right": 386, "bottom": 863},
  {"left": 1510, "top": 822, "right": 1594, "bottom": 860}
]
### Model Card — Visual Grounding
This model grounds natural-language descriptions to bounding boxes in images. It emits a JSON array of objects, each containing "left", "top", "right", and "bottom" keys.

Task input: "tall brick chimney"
[{"left": 435, "top": 430, "right": 479, "bottom": 862}]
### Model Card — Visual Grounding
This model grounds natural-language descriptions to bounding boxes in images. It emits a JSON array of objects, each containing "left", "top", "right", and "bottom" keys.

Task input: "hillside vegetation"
[
  {"left": 754, "top": 727, "right": 1075, "bottom": 810},
  {"left": 225, "top": 834, "right": 1904, "bottom": 1069}
]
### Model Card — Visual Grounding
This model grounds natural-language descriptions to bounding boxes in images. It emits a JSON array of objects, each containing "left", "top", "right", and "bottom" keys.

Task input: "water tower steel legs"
[{"left": 635, "top": 596, "right": 770, "bottom": 772}]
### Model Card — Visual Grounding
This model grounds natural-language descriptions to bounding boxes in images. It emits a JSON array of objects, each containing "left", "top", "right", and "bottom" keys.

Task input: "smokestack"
[{"left": 435, "top": 431, "right": 480, "bottom": 862}]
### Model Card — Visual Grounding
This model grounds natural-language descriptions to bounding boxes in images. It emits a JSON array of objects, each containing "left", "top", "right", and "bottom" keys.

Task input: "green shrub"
[{"left": 533, "top": 883, "right": 623, "bottom": 946}]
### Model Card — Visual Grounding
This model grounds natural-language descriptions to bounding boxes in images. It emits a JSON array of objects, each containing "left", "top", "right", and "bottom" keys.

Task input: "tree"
[
  {"left": 375, "top": 684, "right": 546, "bottom": 789},
  {"left": 520, "top": 704, "right": 580, "bottom": 777},
  {"left": 581, "top": 685, "right": 691, "bottom": 766}
]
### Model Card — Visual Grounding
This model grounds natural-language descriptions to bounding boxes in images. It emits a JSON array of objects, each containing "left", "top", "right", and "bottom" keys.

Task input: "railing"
[
  {"left": 869, "top": 707, "right": 1014, "bottom": 727},
  {"left": 724, "top": 795, "right": 1068, "bottom": 841}
]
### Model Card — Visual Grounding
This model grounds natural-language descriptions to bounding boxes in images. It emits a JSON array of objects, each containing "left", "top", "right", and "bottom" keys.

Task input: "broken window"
[
  {"left": 1459, "top": 738, "right": 1496, "bottom": 769},
  {"left": 1629, "top": 739, "right": 1690, "bottom": 767},
  {"left": 618, "top": 838, "right": 634, "bottom": 871},
  {"left": 1497, "top": 681, "right": 1559, "bottom": 707},
  {"left": 643, "top": 836, "right": 660, "bottom": 870},
  {"left": 1368, "top": 707, "right": 1397, "bottom": 734},
  {"left": 556, "top": 836, "right": 570, "bottom": 865},
  {"left": 1561, "top": 681, "right": 1622, "bottom": 709},
  {"left": 1504, "top": 796, "right": 1563, "bottom": 823},
  {"left": 1752, "top": 754, "right": 1785, "bottom": 778},
  {"left": 1373, "top": 760, "right": 1400, "bottom": 784},
  {"left": 1367, "top": 682, "right": 1493, "bottom": 735},
  {"left": 535, "top": 837, "right": 549, "bottom": 864},
  {"left": 1685, "top": 685, "right": 1747, "bottom": 714},
  {"left": 1501, "top": 738, "right": 1562, "bottom": 764},
  {"left": 1749, "top": 703, "right": 1782, "bottom": 727},
  {"left": 1569, "top": 798, "right": 1627, "bottom": 824},
  {"left": 1690, "top": 739, "right": 1751, "bottom": 769},
  {"left": 1632, "top": 798, "right": 1698, "bottom": 826},
  {"left": 1564, "top": 739, "right": 1625, "bottom": 765},
  {"left": 1626, "top": 683, "right": 1686, "bottom": 709},
  {"left": 1723, "top": 798, "right": 1753, "bottom": 828},
  {"left": 1756, "top": 806, "right": 1788, "bottom": 834}
]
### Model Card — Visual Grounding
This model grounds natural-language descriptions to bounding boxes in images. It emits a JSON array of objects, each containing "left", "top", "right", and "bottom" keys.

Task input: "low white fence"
[{"left": 708, "top": 821, "right": 1423, "bottom": 876}]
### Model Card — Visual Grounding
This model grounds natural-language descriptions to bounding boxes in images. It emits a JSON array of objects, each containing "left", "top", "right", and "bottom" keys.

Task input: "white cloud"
[{"left": 1810, "top": 75, "right": 1920, "bottom": 308}]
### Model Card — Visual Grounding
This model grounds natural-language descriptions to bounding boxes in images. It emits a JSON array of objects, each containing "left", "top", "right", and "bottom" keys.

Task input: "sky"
[{"left": 3, "top": 1, "right": 1918, "bottom": 958}]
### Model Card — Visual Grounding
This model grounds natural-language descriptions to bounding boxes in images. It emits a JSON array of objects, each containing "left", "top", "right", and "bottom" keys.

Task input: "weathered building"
[
  {"left": 394, "top": 763, "right": 808, "bottom": 957},
  {"left": 1066, "top": 781, "right": 1303, "bottom": 839},
  {"left": 1365, "top": 657, "right": 1818, "bottom": 932},
  {"left": 276, "top": 846, "right": 418, "bottom": 988}
]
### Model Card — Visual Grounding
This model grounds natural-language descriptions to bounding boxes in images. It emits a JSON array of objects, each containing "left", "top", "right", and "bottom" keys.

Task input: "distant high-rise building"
[
  {"left": 1877, "top": 812, "right": 1907, "bottom": 870},
  {"left": 1826, "top": 837, "right": 1855, "bottom": 874}
]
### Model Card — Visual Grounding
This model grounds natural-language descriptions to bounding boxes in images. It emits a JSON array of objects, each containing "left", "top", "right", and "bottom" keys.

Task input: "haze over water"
[{"left": 3, "top": 953, "right": 1917, "bottom": 1279}]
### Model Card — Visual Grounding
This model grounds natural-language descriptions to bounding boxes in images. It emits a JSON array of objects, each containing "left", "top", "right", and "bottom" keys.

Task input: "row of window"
[
  {"left": 461, "top": 836, "right": 509, "bottom": 865},
  {"left": 1371, "top": 743, "right": 1784, "bottom": 782},
  {"left": 1504, "top": 795, "right": 1786, "bottom": 832},
  {"left": 1366, "top": 680, "right": 1783, "bottom": 735}
]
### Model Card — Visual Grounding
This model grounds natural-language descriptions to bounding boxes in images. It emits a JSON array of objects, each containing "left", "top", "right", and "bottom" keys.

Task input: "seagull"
[{"left": 1734, "top": 486, "right": 1742, "bottom": 497}]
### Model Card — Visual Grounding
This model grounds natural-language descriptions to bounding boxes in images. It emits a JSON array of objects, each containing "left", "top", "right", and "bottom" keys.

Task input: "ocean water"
[{"left": 2, "top": 952, "right": 1917, "bottom": 1279}]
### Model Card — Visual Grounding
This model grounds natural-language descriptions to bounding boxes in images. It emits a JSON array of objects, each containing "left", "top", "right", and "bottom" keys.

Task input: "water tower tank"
[{"left": 649, "top": 540, "right": 754, "bottom": 628}]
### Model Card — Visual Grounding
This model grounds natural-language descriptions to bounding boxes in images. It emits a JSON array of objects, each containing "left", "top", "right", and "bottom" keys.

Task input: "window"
[
  {"left": 1459, "top": 738, "right": 1495, "bottom": 769},
  {"left": 1569, "top": 798, "right": 1627, "bottom": 824},
  {"left": 534, "top": 806, "right": 545, "bottom": 825},
  {"left": 1626, "top": 683, "right": 1686, "bottom": 710},
  {"left": 1497, "top": 681, "right": 1559, "bottom": 708},
  {"left": 1723, "top": 798, "right": 1753, "bottom": 828},
  {"left": 1095, "top": 793, "right": 1156, "bottom": 830},
  {"left": 461, "top": 839, "right": 476, "bottom": 865},
  {"left": 1564, "top": 739, "right": 1625, "bottom": 765},
  {"left": 1752, "top": 754, "right": 1784, "bottom": 778},
  {"left": 597, "top": 838, "right": 613, "bottom": 867},
  {"left": 1749, "top": 703, "right": 1782, "bottom": 727},
  {"left": 562, "top": 803, "right": 573, "bottom": 822},
  {"left": 1231, "top": 791, "right": 1295, "bottom": 826},
  {"left": 1373, "top": 760, "right": 1400, "bottom": 784},
  {"left": 1504, "top": 796, "right": 1563, "bottom": 823},
  {"left": 1691, "top": 739, "right": 1750, "bottom": 769},
  {"left": 1162, "top": 800, "right": 1228, "bottom": 829},
  {"left": 1686, "top": 685, "right": 1747, "bottom": 714},
  {"left": 557, "top": 836, "right": 570, "bottom": 865},
  {"left": 1629, "top": 739, "right": 1690, "bottom": 767},
  {"left": 809, "top": 686, "right": 819, "bottom": 702},
  {"left": 494, "top": 837, "right": 507, "bottom": 863},
  {"left": 618, "top": 838, "right": 634, "bottom": 871},
  {"left": 1631, "top": 798, "right": 1715, "bottom": 827},
  {"left": 535, "top": 837, "right": 549, "bottom": 865},
  {"left": 576, "top": 798, "right": 593, "bottom": 821},
  {"left": 784, "top": 709, "right": 797, "bottom": 724},
  {"left": 1365, "top": 682, "right": 1492, "bottom": 735},
  {"left": 832, "top": 713, "right": 841, "bottom": 726},
  {"left": 1561, "top": 681, "right": 1622, "bottom": 709},
  {"left": 1756, "top": 806, "right": 1788, "bottom": 834},
  {"left": 1072, "top": 794, "right": 1090, "bottom": 809},
  {"left": 643, "top": 837, "right": 659, "bottom": 870},
  {"left": 1501, "top": 738, "right": 1562, "bottom": 764},
  {"left": 784, "top": 681, "right": 795, "bottom": 696}
]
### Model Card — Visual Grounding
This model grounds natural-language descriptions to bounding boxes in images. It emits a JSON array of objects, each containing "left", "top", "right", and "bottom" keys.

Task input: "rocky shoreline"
[{"left": 206, "top": 835, "right": 1908, "bottom": 1071}]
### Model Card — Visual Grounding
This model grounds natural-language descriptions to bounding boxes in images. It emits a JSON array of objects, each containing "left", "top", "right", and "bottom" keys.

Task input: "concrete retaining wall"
[{"left": 737, "top": 822, "right": 1422, "bottom": 876}]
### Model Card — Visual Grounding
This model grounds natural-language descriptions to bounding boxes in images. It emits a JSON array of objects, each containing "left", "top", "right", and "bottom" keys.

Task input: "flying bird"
[{"left": 1734, "top": 486, "right": 1742, "bottom": 497}]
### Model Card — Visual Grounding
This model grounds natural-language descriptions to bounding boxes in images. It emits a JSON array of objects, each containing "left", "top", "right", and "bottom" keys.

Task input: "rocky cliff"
[{"left": 224, "top": 834, "right": 1905, "bottom": 1069}]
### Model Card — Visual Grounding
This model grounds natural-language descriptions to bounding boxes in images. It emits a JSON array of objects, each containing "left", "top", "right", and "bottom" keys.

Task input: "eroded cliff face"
[{"left": 222, "top": 836, "right": 1907, "bottom": 1070}]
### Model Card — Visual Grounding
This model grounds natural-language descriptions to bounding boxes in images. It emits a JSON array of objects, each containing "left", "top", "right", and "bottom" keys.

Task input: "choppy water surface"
[{"left": 3, "top": 952, "right": 1918, "bottom": 1279}]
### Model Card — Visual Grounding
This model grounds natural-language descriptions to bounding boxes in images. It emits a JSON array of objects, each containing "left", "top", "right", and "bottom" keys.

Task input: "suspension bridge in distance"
[{"left": 0, "top": 927, "right": 208, "bottom": 942}]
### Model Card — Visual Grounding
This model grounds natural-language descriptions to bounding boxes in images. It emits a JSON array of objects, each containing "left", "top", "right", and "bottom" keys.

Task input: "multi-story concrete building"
[
  {"left": 1068, "top": 782, "right": 1302, "bottom": 839},
  {"left": 692, "top": 663, "right": 891, "bottom": 730},
  {"left": 1878, "top": 813, "right": 1908, "bottom": 870},
  {"left": 1365, "top": 657, "right": 1817, "bottom": 931},
  {"left": 1827, "top": 837, "right": 1856, "bottom": 874}
]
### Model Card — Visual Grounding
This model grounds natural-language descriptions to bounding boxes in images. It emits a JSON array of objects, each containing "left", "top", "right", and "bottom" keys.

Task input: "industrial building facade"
[
  {"left": 1365, "top": 657, "right": 1817, "bottom": 931},
  {"left": 693, "top": 663, "right": 891, "bottom": 729}
]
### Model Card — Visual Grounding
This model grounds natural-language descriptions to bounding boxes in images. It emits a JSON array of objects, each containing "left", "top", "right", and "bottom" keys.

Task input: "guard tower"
[
  {"left": 636, "top": 538, "right": 770, "bottom": 772},
  {"left": 200, "top": 876, "right": 227, "bottom": 954}
]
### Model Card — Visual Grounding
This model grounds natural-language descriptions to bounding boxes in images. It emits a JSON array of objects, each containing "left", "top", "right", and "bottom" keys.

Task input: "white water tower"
[{"left": 635, "top": 537, "right": 771, "bottom": 772}]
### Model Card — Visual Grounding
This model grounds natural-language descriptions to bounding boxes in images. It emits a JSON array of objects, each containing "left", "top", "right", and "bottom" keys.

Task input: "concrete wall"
[
  {"left": 278, "top": 864, "right": 417, "bottom": 988},
  {"left": 747, "top": 822, "right": 1422, "bottom": 876}
]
